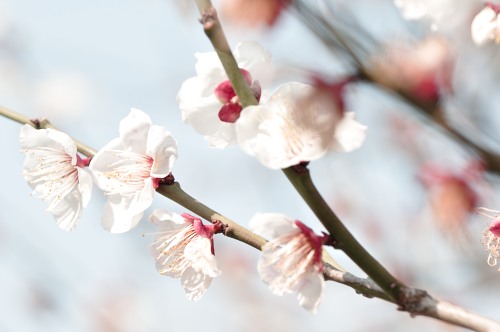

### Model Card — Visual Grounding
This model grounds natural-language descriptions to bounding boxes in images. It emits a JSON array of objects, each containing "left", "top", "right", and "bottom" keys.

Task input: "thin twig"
[{"left": 0, "top": 105, "right": 97, "bottom": 157}]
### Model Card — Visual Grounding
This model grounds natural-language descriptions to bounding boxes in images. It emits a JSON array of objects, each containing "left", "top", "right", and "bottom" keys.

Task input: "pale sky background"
[{"left": 0, "top": 0, "right": 499, "bottom": 331}]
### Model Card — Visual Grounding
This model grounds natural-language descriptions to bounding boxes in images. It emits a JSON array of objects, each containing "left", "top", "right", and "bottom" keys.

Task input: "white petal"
[
  {"left": 101, "top": 194, "right": 144, "bottom": 233},
  {"left": 249, "top": 213, "right": 297, "bottom": 240},
  {"left": 149, "top": 210, "right": 189, "bottom": 229},
  {"left": 194, "top": 51, "right": 226, "bottom": 82},
  {"left": 47, "top": 189, "right": 83, "bottom": 231},
  {"left": 177, "top": 77, "right": 238, "bottom": 148},
  {"left": 471, "top": 7, "right": 498, "bottom": 46},
  {"left": 119, "top": 108, "right": 151, "bottom": 154},
  {"left": 180, "top": 266, "right": 213, "bottom": 301},
  {"left": 234, "top": 41, "right": 273, "bottom": 87},
  {"left": 184, "top": 237, "right": 221, "bottom": 277},
  {"left": 77, "top": 168, "right": 93, "bottom": 208},
  {"left": 20, "top": 125, "right": 77, "bottom": 165},
  {"left": 88, "top": 138, "right": 126, "bottom": 190},
  {"left": 294, "top": 271, "right": 324, "bottom": 314},
  {"left": 256, "top": 244, "right": 290, "bottom": 296},
  {"left": 330, "top": 112, "right": 367, "bottom": 152},
  {"left": 146, "top": 125, "right": 177, "bottom": 178},
  {"left": 236, "top": 82, "right": 335, "bottom": 169}
]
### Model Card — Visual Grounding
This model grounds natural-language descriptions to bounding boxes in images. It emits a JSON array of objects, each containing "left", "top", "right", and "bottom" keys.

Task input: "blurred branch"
[{"left": 291, "top": 0, "right": 500, "bottom": 175}]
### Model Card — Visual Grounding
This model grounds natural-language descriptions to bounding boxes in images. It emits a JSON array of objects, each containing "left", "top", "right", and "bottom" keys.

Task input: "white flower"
[
  {"left": 89, "top": 109, "right": 177, "bottom": 233},
  {"left": 471, "top": 5, "right": 500, "bottom": 46},
  {"left": 149, "top": 210, "right": 221, "bottom": 301},
  {"left": 235, "top": 82, "right": 366, "bottom": 169},
  {"left": 20, "top": 124, "right": 92, "bottom": 231},
  {"left": 249, "top": 213, "right": 327, "bottom": 313},
  {"left": 177, "top": 41, "right": 272, "bottom": 148}
]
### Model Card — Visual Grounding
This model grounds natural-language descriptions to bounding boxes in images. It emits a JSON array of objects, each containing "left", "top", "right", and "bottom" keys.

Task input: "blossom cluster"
[{"left": 18, "top": 41, "right": 364, "bottom": 312}]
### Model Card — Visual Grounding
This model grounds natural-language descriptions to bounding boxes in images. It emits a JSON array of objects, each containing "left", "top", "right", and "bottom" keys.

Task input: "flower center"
[
  {"left": 105, "top": 150, "right": 153, "bottom": 196},
  {"left": 214, "top": 68, "right": 261, "bottom": 123},
  {"left": 23, "top": 146, "right": 79, "bottom": 205}
]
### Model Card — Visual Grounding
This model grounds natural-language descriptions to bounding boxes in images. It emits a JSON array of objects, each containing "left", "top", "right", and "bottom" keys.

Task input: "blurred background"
[{"left": 1, "top": 0, "right": 499, "bottom": 331}]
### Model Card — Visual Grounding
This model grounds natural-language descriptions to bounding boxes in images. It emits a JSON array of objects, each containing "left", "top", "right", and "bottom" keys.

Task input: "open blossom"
[
  {"left": 249, "top": 213, "right": 328, "bottom": 313},
  {"left": 235, "top": 82, "right": 366, "bottom": 169},
  {"left": 149, "top": 210, "right": 221, "bottom": 301},
  {"left": 471, "top": 3, "right": 500, "bottom": 46},
  {"left": 477, "top": 207, "right": 500, "bottom": 270},
  {"left": 177, "top": 41, "right": 272, "bottom": 148},
  {"left": 20, "top": 124, "right": 92, "bottom": 231},
  {"left": 89, "top": 109, "right": 177, "bottom": 233},
  {"left": 368, "top": 37, "right": 452, "bottom": 104}
]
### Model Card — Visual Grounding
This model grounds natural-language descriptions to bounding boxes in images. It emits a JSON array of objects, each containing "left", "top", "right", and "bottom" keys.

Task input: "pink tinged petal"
[
  {"left": 184, "top": 237, "right": 221, "bottom": 277},
  {"left": 237, "top": 82, "right": 342, "bottom": 169},
  {"left": 146, "top": 125, "right": 178, "bottom": 178},
  {"left": 180, "top": 266, "right": 214, "bottom": 301},
  {"left": 20, "top": 125, "right": 88, "bottom": 230},
  {"left": 20, "top": 125, "right": 77, "bottom": 165},
  {"left": 89, "top": 138, "right": 153, "bottom": 197},
  {"left": 330, "top": 112, "right": 367, "bottom": 152},
  {"left": 118, "top": 108, "right": 152, "bottom": 154},
  {"left": 249, "top": 213, "right": 297, "bottom": 240},
  {"left": 294, "top": 272, "right": 325, "bottom": 314},
  {"left": 490, "top": 219, "right": 500, "bottom": 237}
]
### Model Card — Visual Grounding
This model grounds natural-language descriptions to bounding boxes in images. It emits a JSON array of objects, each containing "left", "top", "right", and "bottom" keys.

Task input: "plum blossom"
[
  {"left": 419, "top": 162, "right": 482, "bottom": 238},
  {"left": 476, "top": 207, "right": 500, "bottom": 270},
  {"left": 235, "top": 82, "right": 366, "bottom": 169},
  {"left": 471, "top": 3, "right": 500, "bottom": 46},
  {"left": 177, "top": 41, "right": 272, "bottom": 148},
  {"left": 149, "top": 210, "right": 221, "bottom": 301},
  {"left": 20, "top": 124, "right": 92, "bottom": 231},
  {"left": 221, "top": 0, "right": 291, "bottom": 27},
  {"left": 89, "top": 109, "right": 177, "bottom": 233},
  {"left": 249, "top": 213, "right": 328, "bottom": 313}
]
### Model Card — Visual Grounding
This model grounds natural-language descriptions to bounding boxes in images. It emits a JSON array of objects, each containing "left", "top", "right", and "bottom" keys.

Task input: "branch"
[
  {"left": 2, "top": 105, "right": 499, "bottom": 330},
  {"left": 291, "top": 0, "right": 500, "bottom": 175},
  {"left": 0, "top": 105, "right": 97, "bottom": 157}
]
